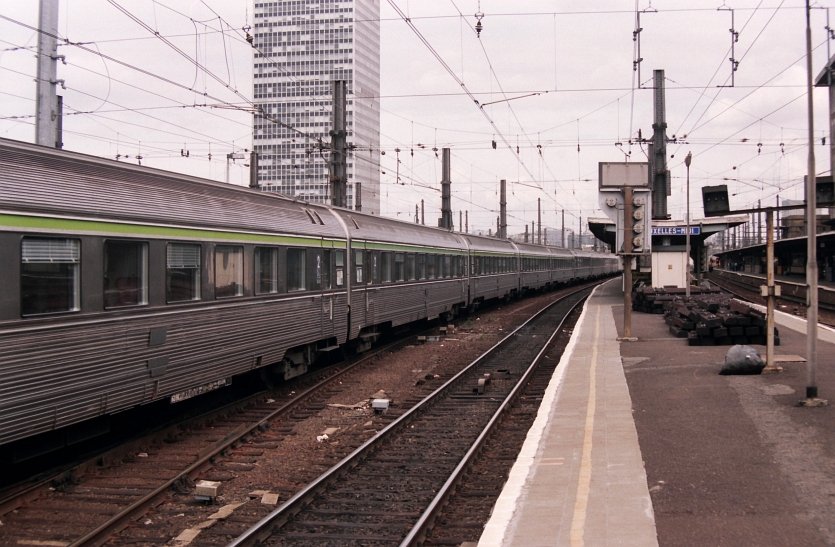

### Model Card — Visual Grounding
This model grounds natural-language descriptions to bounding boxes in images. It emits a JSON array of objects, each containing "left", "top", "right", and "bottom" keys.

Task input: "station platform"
[{"left": 478, "top": 277, "right": 835, "bottom": 546}]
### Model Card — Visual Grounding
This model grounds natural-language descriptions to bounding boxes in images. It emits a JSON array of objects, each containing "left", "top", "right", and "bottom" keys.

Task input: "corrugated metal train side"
[{"left": 0, "top": 138, "right": 620, "bottom": 451}]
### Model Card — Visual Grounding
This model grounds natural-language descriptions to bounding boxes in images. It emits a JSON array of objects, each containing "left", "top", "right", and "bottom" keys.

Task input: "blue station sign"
[{"left": 651, "top": 226, "right": 701, "bottom": 236}]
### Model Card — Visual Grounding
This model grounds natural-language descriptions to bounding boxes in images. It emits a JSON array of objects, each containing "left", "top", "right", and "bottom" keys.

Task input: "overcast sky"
[{"left": 1, "top": 1, "right": 832, "bottom": 237}]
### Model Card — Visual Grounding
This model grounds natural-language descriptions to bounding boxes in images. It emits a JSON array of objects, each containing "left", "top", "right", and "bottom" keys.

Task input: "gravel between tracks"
[{"left": 113, "top": 291, "right": 566, "bottom": 545}]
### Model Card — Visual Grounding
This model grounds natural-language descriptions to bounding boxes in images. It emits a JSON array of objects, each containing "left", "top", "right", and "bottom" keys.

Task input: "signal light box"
[
  {"left": 702, "top": 184, "right": 730, "bottom": 217},
  {"left": 599, "top": 162, "right": 649, "bottom": 189}
]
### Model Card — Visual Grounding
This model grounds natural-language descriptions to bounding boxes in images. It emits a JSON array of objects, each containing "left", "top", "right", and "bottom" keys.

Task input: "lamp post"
[{"left": 685, "top": 152, "right": 692, "bottom": 297}]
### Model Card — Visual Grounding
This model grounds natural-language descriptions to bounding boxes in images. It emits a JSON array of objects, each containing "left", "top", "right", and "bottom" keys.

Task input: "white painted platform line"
[
  {"left": 740, "top": 298, "right": 835, "bottom": 343},
  {"left": 568, "top": 305, "right": 600, "bottom": 546},
  {"left": 477, "top": 286, "right": 591, "bottom": 546},
  {"left": 478, "top": 279, "right": 658, "bottom": 547}
]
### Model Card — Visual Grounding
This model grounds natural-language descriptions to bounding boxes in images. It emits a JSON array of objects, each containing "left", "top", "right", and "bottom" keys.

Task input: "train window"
[
  {"left": 255, "top": 247, "right": 279, "bottom": 294},
  {"left": 335, "top": 250, "right": 345, "bottom": 287},
  {"left": 319, "top": 250, "right": 332, "bottom": 289},
  {"left": 215, "top": 245, "right": 243, "bottom": 298},
  {"left": 167, "top": 243, "right": 201, "bottom": 302},
  {"left": 104, "top": 240, "right": 148, "bottom": 308},
  {"left": 416, "top": 253, "right": 426, "bottom": 280},
  {"left": 381, "top": 252, "right": 392, "bottom": 282},
  {"left": 287, "top": 248, "right": 306, "bottom": 291},
  {"left": 394, "top": 253, "right": 404, "bottom": 282},
  {"left": 406, "top": 254, "right": 416, "bottom": 280},
  {"left": 21, "top": 237, "right": 80, "bottom": 315},
  {"left": 443, "top": 255, "right": 451, "bottom": 278},
  {"left": 370, "top": 252, "right": 379, "bottom": 284},
  {"left": 354, "top": 250, "right": 364, "bottom": 284},
  {"left": 426, "top": 254, "right": 436, "bottom": 279}
]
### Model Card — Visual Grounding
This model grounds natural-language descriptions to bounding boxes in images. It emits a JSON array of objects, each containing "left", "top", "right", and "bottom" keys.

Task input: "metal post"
[
  {"left": 537, "top": 198, "right": 542, "bottom": 244},
  {"left": 763, "top": 208, "right": 781, "bottom": 373},
  {"left": 329, "top": 80, "right": 347, "bottom": 207},
  {"left": 36, "top": 0, "right": 60, "bottom": 147},
  {"left": 561, "top": 209, "right": 565, "bottom": 247},
  {"left": 802, "top": 0, "right": 825, "bottom": 406},
  {"left": 622, "top": 187, "right": 635, "bottom": 340},
  {"left": 757, "top": 199, "right": 762, "bottom": 244},
  {"left": 227, "top": 151, "right": 245, "bottom": 184},
  {"left": 500, "top": 179, "right": 507, "bottom": 238},
  {"left": 55, "top": 95, "right": 63, "bottom": 149},
  {"left": 421, "top": 199, "right": 425, "bottom": 225},
  {"left": 465, "top": 210, "right": 469, "bottom": 233},
  {"left": 249, "top": 151, "right": 259, "bottom": 189},
  {"left": 440, "top": 148, "right": 452, "bottom": 229},
  {"left": 652, "top": 69, "right": 669, "bottom": 220},
  {"left": 685, "top": 152, "right": 692, "bottom": 297},
  {"left": 355, "top": 181, "right": 362, "bottom": 212},
  {"left": 776, "top": 195, "right": 781, "bottom": 239}
]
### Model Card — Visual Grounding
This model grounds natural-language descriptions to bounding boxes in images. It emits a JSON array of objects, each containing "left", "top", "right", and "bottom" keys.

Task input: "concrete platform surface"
[
  {"left": 479, "top": 277, "right": 835, "bottom": 546},
  {"left": 479, "top": 279, "right": 657, "bottom": 546}
]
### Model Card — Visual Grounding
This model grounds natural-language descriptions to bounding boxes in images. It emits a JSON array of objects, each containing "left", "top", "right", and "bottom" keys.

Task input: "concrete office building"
[{"left": 252, "top": 0, "right": 381, "bottom": 213}]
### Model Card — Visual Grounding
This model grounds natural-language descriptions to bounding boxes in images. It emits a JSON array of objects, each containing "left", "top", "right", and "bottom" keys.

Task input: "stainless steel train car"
[{"left": 0, "top": 138, "right": 620, "bottom": 451}]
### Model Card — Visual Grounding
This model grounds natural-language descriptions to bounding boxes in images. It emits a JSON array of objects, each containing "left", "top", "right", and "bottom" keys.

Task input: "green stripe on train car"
[
  {"left": 358, "top": 240, "right": 464, "bottom": 254},
  {"left": 0, "top": 213, "right": 347, "bottom": 248}
]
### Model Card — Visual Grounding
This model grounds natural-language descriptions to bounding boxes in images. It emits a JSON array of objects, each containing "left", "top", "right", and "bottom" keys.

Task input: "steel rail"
[
  {"left": 229, "top": 284, "right": 594, "bottom": 546},
  {"left": 400, "top": 286, "right": 591, "bottom": 546},
  {"left": 68, "top": 336, "right": 414, "bottom": 547}
]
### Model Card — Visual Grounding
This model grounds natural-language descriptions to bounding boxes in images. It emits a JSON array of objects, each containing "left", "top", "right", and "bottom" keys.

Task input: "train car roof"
[
  {"left": 571, "top": 248, "right": 618, "bottom": 259},
  {"left": 513, "top": 241, "right": 575, "bottom": 257},
  {"left": 458, "top": 233, "right": 518, "bottom": 254},
  {"left": 332, "top": 209, "right": 467, "bottom": 250},
  {"left": 0, "top": 138, "right": 346, "bottom": 239}
]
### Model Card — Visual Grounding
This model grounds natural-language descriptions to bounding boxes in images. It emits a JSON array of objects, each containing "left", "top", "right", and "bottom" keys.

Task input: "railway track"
[
  {"left": 229, "top": 286, "right": 593, "bottom": 546},
  {"left": 706, "top": 270, "right": 835, "bottom": 327},
  {"left": 421, "top": 300, "right": 583, "bottom": 545},
  {"left": 0, "top": 336, "right": 412, "bottom": 546},
  {"left": 0, "top": 281, "right": 601, "bottom": 545}
]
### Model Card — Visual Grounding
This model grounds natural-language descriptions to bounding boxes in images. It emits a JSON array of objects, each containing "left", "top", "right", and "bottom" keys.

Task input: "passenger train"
[{"left": 0, "top": 138, "right": 620, "bottom": 452}]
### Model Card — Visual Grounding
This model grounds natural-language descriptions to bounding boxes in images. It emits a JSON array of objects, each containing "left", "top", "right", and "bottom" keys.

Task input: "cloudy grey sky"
[{"left": 0, "top": 1, "right": 831, "bottom": 237}]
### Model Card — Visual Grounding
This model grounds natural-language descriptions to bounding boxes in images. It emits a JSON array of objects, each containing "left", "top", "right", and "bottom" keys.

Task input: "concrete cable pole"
[
  {"left": 329, "top": 81, "right": 347, "bottom": 208},
  {"left": 36, "top": 0, "right": 60, "bottom": 148},
  {"left": 439, "top": 148, "right": 452, "bottom": 229},
  {"left": 499, "top": 179, "right": 507, "bottom": 238},
  {"left": 802, "top": 0, "right": 824, "bottom": 406},
  {"left": 685, "top": 152, "right": 692, "bottom": 298}
]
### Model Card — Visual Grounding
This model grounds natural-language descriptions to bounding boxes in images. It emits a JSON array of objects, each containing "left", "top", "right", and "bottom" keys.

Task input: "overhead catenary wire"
[
  {"left": 386, "top": 0, "right": 540, "bottom": 188},
  {"left": 0, "top": 1, "right": 825, "bottom": 232}
]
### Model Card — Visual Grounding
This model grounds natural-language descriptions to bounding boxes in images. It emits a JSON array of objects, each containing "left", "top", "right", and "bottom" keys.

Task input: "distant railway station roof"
[{"left": 588, "top": 215, "right": 747, "bottom": 248}]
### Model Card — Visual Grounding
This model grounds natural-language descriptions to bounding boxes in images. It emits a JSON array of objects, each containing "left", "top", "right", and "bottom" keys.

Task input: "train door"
[
  {"left": 370, "top": 250, "right": 382, "bottom": 326},
  {"left": 318, "top": 246, "right": 335, "bottom": 342},
  {"left": 351, "top": 244, "right": 369, "bottom": 333}
]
